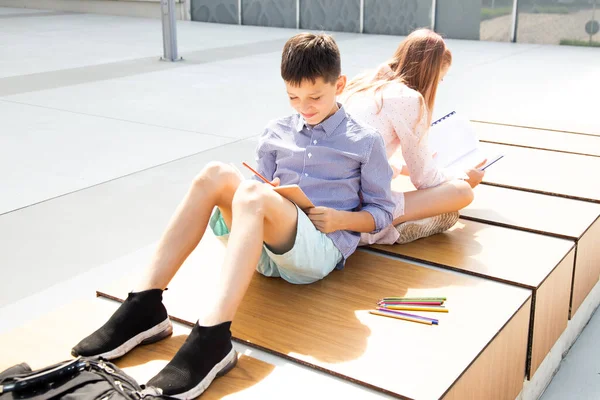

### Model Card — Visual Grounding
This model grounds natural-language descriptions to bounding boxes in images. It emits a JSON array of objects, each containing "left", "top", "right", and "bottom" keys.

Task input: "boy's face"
[{"left": 286, "top": 76, "right": 346, "bottom": 126}]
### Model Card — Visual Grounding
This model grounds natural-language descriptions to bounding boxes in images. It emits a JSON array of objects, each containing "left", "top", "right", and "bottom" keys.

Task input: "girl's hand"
[
  {"left": 306, "top": 207, "right": 342, "bottom": 233},
  {"left": 465, "top": 160, "right": 487, "bottom": 188},
  {"left": 270, "top": 177, "right": 280, "bottom": 187}
]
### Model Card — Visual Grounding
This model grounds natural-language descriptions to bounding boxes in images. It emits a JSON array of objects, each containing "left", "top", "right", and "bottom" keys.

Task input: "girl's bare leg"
[{"left": 393, "top": 180, "right": 473, "bottom": 225}]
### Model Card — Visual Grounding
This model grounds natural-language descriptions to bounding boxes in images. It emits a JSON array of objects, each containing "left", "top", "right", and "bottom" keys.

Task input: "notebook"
[
  {"left": 428, "top": 111, "right": 503, "bottom": 174},
  {"left": 272, "top": 185, "right": 315, "bottom": 210},
  {"left": 240, "top": 162, "right": 315, "bottom": 210}
]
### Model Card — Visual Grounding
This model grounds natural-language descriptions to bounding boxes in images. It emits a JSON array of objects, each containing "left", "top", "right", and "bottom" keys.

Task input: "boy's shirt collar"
[{"left": 295, "top": 103, "right": 347, "bottom": 136}]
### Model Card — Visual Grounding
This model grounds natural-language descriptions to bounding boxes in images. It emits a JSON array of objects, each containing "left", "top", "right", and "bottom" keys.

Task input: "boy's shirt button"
[
  {"left": 313, "top": 140, "right": 317, "bottom": 144},
  {"left": 308, "top": 153, "right": 312, "bottom": 158},
  {"left": 305, "top": 173, "right": 309, "bottom": 177}
]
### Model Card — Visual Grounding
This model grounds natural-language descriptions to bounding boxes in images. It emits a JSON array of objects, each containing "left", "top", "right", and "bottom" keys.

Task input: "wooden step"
[
  {"left": 480, "top": 142, "right": 600, "bottom": 203},
  {"left": 0, "top": 300, "right": 278, "bottom": 400},
  {"left": 98, "top": 233, "right": 532, "bottom": 400},
  {"left": 472, "top": 122, "right": 600, "bottom": 157},
  {"left": 370, "top": 220, "right": 575, "bottom": 379},
  {"left": 462, "top": 185, "right": 600, "bottom": 318}
]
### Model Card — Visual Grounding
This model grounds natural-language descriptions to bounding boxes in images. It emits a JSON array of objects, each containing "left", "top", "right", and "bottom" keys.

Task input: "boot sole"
[
  {"left": 72, "top": 317, "right": 173, "bottom": 360},
  {"left": 170, "top": 348, "right": 238, "bottom": 400}
]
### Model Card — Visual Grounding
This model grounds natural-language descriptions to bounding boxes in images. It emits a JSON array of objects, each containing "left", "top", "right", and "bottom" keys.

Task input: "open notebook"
[
  {"left": 272, "top": 185, "right": 314, "bottom": 210},
  {"left": 428, "top": 111, "right": 503, "bottom": 174},
  {"left": 240, "top": 162, "right": 315, "bottom": 210}
]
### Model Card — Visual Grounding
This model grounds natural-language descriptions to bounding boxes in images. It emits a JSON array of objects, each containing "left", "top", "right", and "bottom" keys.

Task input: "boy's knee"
[
  {"left": 233, "top": 180, "right": 269, "bottom": 214},
  {"left": 193, "top": 161, "right": 240, "bottom": 190}
]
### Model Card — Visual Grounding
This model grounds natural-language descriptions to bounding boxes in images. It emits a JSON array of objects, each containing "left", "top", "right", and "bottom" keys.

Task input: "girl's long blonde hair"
[{"left": 345, "top": 28, "right": 452, "bottom": 126}]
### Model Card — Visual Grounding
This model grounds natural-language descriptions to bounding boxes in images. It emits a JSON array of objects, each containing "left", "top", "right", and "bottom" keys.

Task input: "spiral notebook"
[{"left": 429, "top": 111, "right": 503, "bottom": 173}]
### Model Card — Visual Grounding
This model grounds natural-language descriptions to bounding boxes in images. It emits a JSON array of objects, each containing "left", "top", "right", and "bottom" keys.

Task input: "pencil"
[
  {"left": 378, "top": 301, "right": 444, "bottom": 306},
  {"left": 379, "top": 305, "right": 449, "bottom": 313},
  {"left": 242, "top": 162, "right": 275, "bottom": 187},
  {"left": 370, "top": 310, "right": 435, "bottom": 325},
  {"left": 375, "top": 307, "right": 439, "bottom": 323},
  {"left": 381, "top": 297, "right": 447, "bottom": 301}
]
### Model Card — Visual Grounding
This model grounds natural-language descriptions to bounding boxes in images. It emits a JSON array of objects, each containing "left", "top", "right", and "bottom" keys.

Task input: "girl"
[{"left": 341, "top": 28, "right": 485, "bottom": 245}]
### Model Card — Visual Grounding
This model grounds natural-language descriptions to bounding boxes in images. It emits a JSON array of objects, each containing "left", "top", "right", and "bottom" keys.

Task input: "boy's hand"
[
  {"left": 465, "top": 159, "right": 487, "bottom": 188},
  {"left": 270, "top": 177, "right": 280, "bottom": 187},
  {"left": 306, "top": 207, "right": 342, "bottom": 233}
]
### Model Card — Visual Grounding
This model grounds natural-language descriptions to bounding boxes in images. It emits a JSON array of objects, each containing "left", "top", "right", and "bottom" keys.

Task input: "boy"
[{"left": 72, "top": 33, "right": 394, "bottom": 399}]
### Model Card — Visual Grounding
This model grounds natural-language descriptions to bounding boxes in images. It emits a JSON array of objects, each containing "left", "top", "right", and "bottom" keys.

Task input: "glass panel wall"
[
  {"left": 517, "top": 0, "right": 600, "bottom": 46},
  {"left": 480, "top": 0, "right": 516, "bottom": 41},
  {"left": 242, "top": 0, "right": 297, "bottom": 28},
  {"left": 363, "top": 0, "right": 432, "bottom": 36},
  {"left": 436, "top": 0, "right": 515, "bottom": 41},
  {"left": 300, "top": 0, "right": 361, "bottom": 33}
]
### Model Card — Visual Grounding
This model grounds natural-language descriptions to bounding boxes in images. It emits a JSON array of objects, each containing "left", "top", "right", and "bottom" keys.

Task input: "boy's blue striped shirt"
[{"left": 254, "top": 105, "right": 395, "bottom": 268}]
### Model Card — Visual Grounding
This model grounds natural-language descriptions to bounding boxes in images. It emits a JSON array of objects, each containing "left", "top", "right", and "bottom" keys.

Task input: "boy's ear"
[{"left": 335, "top": 75, "right": 347, "bottom": 95}]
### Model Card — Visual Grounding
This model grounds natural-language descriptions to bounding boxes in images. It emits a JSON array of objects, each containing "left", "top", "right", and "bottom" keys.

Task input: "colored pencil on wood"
[
  {"left": 380, "top": 304, "right": 449, "bottom": 313},
  {"left": 379, "top": 299, "right": 444, "bottom": 304},
  {"left": 370, "top": 310, "right": 436, "bottom": 325},
  {"left": 378, "top": 301, "right": 444, "bottom": 306},
  {"left": 382, "top": 297, "right": 447, "bottom": 301},
  {"left": 375, "top": 307, "right": 439, "bottom": 323}
]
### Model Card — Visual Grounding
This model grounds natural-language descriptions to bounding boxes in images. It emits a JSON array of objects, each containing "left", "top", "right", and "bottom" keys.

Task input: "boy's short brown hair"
[{"left": 281, "top": 33, "right": 341, "bottom": 86}]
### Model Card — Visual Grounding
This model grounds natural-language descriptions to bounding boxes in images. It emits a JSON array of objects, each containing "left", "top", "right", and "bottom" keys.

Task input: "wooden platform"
[
  {"left": 97, "top": 233, "right": 531, "bottom": 400},
  {"left": 472, "top": 122, "right": 600, "bottom": 157},
  {"left": 461, "top": 185, "right": 600, "bottom": 318},
  {"left": 480, "top": 142, "right": 600, "bottom": 204},
  {"left": 0, "top": 300, "right": 279, "bottom": 400},
  {"left": 369, "top": 220, "right": 574, "bottom": 378},
  {"left": 5, "top": 123, "right": 596, "bottom": 399},
  {"left": 377, "top": 124, "right": 600, "bottom": 384}
]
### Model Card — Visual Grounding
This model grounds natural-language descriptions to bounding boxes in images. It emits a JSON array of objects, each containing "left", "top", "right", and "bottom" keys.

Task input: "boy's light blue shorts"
[{"left": 209, "top": 205, "right": 342, "bottom": 285}]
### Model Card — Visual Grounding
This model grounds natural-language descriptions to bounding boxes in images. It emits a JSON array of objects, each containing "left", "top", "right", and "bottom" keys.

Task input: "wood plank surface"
[
  {"left": 472, "top": 122, "right": 600, "bottom": 157},
  {"left": 459, "top": 184, "right": 600, "bottom": 321},
  {"left": 0, "top": 300, "right": 277, "bottom": 400},
  {"left": 480, "top": 142, "right": 600, "bottom": 203},
  {"left": 370, "top": 220, "right": 574, "bottom": 380},
  {"left": 98, "top": 233, "right": 531, "bottom": 400},
  {"left": 442, "top": 298, "right": 531, "bottom": 400},
  {"left": 529, "top": 248, "right": 574, "bottom": 378},
  {"left": 461, "top": 185, "right": 600, "bottom": 240},
  {"left": 571, "top": 218, "right": 600, "bottom": 317},
  {"left": 0, "top": 300, "right": 121, "bottom": 371},
  {"left": 371, "top": 219, "right": 574, "bottom": 289}
]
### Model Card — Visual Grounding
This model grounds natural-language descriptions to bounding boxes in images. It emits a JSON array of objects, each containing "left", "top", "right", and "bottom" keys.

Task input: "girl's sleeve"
[{"left": 385, "top": 93, "right": 459, "bottom": 189}]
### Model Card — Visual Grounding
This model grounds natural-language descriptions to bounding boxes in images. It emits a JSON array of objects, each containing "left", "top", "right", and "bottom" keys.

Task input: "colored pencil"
[
  {"left": 380, "top": 304, "right": 449, "bottom": 313},
  {"left": 378, "top": 301, "right": 444, "bottom": 306},
  {"left": 381, "top": 297, "right": 446, "bottom": 301},
  {"left": 375, "top": 307, "right": 439, "bottom": 323},
  {"left": 242, "top": 162, "right": 275, "bottom": 187},
  {"left": 379, "top": 299, "right": 445, "bottom": 303},
  {"left": 370, "top": 310, "right": 436, "bottom": 325}
]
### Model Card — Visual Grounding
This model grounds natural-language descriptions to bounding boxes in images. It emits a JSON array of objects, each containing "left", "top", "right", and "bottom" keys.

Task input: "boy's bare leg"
[
  {"left": 393, "top": 179, "right": 473, "bottom": 225},
  {"left": 72, "top": 162, "right": 244, "bottom": 361},
  {"left": 199, "top": 180, "right": 298, "bottom": 326},
  {"left": 136, "top": 162, "right": 243, "bottom": 291},
  {"left": 144, "top": 180, "right": 299, "bottom": 397}
]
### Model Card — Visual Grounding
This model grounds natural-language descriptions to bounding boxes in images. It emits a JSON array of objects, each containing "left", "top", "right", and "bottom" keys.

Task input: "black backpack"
[{"left": 0, "top": 357, "right": 167, "bottom": 399}]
